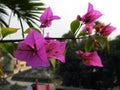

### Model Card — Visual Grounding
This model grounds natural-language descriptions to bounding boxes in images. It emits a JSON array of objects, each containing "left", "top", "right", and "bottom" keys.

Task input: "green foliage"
[
  {"left": 49, "top": 58, "right": 56, "bottom": 71},
  {"left": 57, "top": 36, "right": 120, "bottom": 88},
  {"left": 77, "top": 31, "right": 88, "bottom": 38},
  {"left": 0, "top": 0, "right": 45, "bottom": 26},
  {"left": 56, "top": 41, "right": 83, "bottom": 87},
  {"left": 24, "top": 27, "right": 41, "bottom": 34},
  {"left": 96, "top": 36, "right": 110, "bottom": 51},
  {"left": 84, "top": 37, "right": 93, "bottom": 52},
  {"left": 0, "top": 4, "right": 8, "bottom": 27},
  {"left": 70, "top": 19, "right": 80, "bottom": 35},
  {"left": 62, "top": 31, "right": 75, "bottom": 38},
  {"left": 0, "top": 42, "right": 17, "bottom": 56},
  {"left": 1, "top": 28, "right": 19, "bottom": 39},
  {"left": 0, "top": 0, "right": 45, "bottom": 38}
]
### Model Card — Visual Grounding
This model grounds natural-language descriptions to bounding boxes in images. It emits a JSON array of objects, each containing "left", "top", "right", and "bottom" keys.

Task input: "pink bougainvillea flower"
[
  {"left": 99, "top": 23, "right": 116, "bottom": 38},
  {"left": 40, "top": 7, "right": 61, "bottom": 27},
  {"left": 46, "top": 39, "right": 66, "bottom": 63},
  {"left": 81, "top": 3, "right": 102, "bottom": 25},
  {"left": 83, "top": 23, "right": 94, "bottom": 34},
  {"left": 14, "top": 29, "right": 50, "bottom": 68},
  {"left": 94, "top": 22, "right": 105, "bottom": 32},
  {"left": 76, "top": 50, "right": 103, "bottom": 67}
]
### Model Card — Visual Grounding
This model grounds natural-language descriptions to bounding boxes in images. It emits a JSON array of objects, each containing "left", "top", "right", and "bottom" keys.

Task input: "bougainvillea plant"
[{"left": 0, "top": 3, "right": 116, "bottom": 77}]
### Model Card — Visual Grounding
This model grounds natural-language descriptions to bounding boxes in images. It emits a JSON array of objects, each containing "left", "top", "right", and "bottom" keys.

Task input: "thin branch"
[
  {"left": 0, "top": 37, "right": 87, "bottom": 42},
  {"left": 0, "top": 39, "right": 23, "bottom": 43},
  {"left": 19, "top": 18, "right": 24, "bottom": 38}
]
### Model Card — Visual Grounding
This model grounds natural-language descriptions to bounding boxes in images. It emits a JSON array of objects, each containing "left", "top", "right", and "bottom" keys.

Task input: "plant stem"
[
  {"left": 75, "top": 22, "right": 83, "bottom": 37},
  {"left": 19, "top": 18, "right": 24, "bottom": 38}
]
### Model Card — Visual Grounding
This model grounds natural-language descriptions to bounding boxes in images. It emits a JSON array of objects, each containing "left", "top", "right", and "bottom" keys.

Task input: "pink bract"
[
  {"left": 76, "top": 50, "right": 103, "bottom": 67},
  {"left": 99, "top": 24, "right": 116, "bottom": 37},
  {"left": 40, "top": 7, "right": 61, "bottom": 27},
  {"left": 81, "top": 3, "right": 102, "bottom": 25},
  {"left": 46, "top": 39, "right": 66, "bottom": 63},
  {"left": 83, "top": 23, "right": 94, "bottom": 34},
  {"left": 14, "top": 29, "right": 50, "bottom": 68}
]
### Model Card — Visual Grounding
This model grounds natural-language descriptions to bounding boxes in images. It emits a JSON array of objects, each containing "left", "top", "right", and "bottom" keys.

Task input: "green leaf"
[
  {"left": 84, "top": 38, "right": 93, "bottom": 52},
  {"left": 105, "top": 39, "right": 110, "bottom": 51},
  {"left": 96, "top": 36, "right": 107, "bottom": 50},
  {"left": 70, "top": 19, "right": 80, "bottom": 34},
  {"left": 24, "top": 28, "right": 30, "bottom": 34},
  {"left": 24, "top": 27, "right": 41, "bottom": 34},
  {"left": 1, "top": 28, "right": 19, "bottom": 38},
  {"left": 0, "top": 42, "right": 17, "bottom": 56},
  {"left": 77, "top": 31, "right": 88, "bottom": 38},
  {"left": 97, "top": 37, "right": 110, "bottom": 51},
  {"left": 49, "top": 58, "right": 56, "bottom": 71}
]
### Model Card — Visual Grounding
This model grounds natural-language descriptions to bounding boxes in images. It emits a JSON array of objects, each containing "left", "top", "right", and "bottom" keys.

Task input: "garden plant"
[{"left": 0, "top": 2, "right": 118, "bottom": 90}]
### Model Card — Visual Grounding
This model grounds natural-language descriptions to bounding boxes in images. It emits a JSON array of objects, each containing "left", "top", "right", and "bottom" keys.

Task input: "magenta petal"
[
  {"left": 14, "top": 29, "right": 50, "bottom": 68},
  {"left": 93, "top": 10, "right": 102, "bottom": 19},
  {"left": 14, "top": 48, "right": 49, "bottom": 68},
  {"left": 82, "top": 3, "right": 102, "bottom": 24},
  {"left": 37, "top": 45, "right": 50, "bottom": 66},
  {"left": 89, "top": 52, "right": 103, "bottom": 67},
  {"left": 100, "top": 24, "right": 116, "bottom": 37},
  {"left": 40, "top": 7, "right": 61, "bottom": 27},
  {"left": 14, "top": 43, "right": 33, "bottom": 62},
  {"left": 51, "top": 16, "right": 61, "bottom": 20},
  {"left": 46, "top": 40, "right": 66, "bottom": 63},
  {"left": 82, "top": 51, "right": 103, "bottom": 67},
  {"left": 88, "top": 2, "right": 94, "bottom": 12},
  {"left": 40, "top": 7, "right": 53, "bottom": 24},
  {"left": 27, "top": 55, "right": 49, "bottom": 68},
  {"left": 24, "top": 29, "right": 46, "bottom": 50}
]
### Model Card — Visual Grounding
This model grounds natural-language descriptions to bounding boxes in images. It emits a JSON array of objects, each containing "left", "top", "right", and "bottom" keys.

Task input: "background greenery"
[{"left": 56, "top": 34, "right": 120, "bottom": 89}]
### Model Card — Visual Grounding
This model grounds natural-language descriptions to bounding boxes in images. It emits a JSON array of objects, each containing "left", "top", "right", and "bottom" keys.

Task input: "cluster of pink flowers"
[
  {"left": 77, "top": 3, "right": 116, "bottom": 36},
  {"left": 76, "top": 3, "right": 116, "bottom": 67},
  {"left": 14, "top": 7, "right": 66, "bottom": 68},
  {"left": 14, "top": 2, "right": 116, "bottom": 68},
  {"left": 14, "top": 29, "right": 66, "bottom": 68}
]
